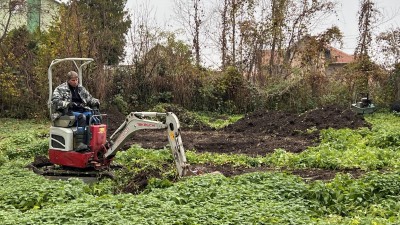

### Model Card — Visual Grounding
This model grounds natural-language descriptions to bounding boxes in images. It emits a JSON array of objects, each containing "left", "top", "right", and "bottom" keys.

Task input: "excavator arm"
[{"left": 104, "top": 112, "right": 191, "bottom": 177}]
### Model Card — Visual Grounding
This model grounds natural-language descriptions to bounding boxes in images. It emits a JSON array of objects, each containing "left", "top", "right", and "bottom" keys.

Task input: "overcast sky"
[{"left": 125, "top": 0, "right": 400, "bottom": 55}]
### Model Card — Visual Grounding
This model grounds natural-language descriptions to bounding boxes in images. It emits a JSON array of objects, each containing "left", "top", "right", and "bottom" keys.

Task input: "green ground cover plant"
[{"left": 1, "top": 112, "right": 400, "bottom": 224}]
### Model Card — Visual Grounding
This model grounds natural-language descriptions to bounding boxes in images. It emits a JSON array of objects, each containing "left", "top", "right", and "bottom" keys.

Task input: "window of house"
[{"left": 324, "top": 49, "right": 331, "bottom": 60}]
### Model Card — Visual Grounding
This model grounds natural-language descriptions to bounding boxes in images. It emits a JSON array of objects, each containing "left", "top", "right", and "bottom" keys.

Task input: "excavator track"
[{"left": 27, "top": 156, "right": 121, "bottom": 183}]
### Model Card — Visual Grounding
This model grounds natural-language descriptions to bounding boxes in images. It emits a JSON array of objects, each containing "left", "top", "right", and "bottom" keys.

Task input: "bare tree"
[
  {"left": 173, "top": 0, "right": 204, "bottom": 67},
  {"left": 125, "top": 2, "right": 160, "bottom": 67},
  {"left": 282, "top": 1, "right": 336, "bottom": 65},
  {"left": 220, "top": 0, "right": 229, "bottom": 69},
  {"left": 355, "top": 0, "right": 378, "bottom": 60},
  {"left": 186, "top": 0, "right": 336, "bottom": 77},
  {"left": 193, "top": 0, "right": 202, "bottom": 66},
  {"left": 376, "top": 27, "right": 400, "bottom": 68},
  {"left": 376, "top": 27, "right": 400, "bottom": 101},
  {"left": 269, "top": 0, "right": 287, "bottom": 76},
  {"left": 218, "top": 0, "right": 255, "bottom": 69},
  {"left": 238, "top": 0, "right": 337, "bottom": 82},
  {"left": 230, "top": 0, "right": 237, "bottom": 64}
]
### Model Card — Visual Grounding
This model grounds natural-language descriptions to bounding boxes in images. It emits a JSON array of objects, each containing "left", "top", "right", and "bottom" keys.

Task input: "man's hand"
[
  {"left": 68, "top": 102, "right": 79, "bottom": 108},
  {"left": 92, "top": 99, "right": 100, "bottom": 107},
  {"left": 62, "top": 101, "right": 74, "bottom": 109}
]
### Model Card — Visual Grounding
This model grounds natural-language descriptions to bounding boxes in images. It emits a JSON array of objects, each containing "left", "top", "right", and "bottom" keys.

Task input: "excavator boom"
[{"left": 105, "top": 112, "right": 191, "bottom": 177}]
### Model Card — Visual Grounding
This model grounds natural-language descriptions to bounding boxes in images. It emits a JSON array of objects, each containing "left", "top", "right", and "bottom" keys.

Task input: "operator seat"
[{"left": 53, "top": 115, "right": 76, "bottom": 127}]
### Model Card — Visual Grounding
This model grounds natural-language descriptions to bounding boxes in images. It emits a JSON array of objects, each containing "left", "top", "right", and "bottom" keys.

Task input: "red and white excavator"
[{"left": 31, "top": 58, "right": 192, "bottom": 179}]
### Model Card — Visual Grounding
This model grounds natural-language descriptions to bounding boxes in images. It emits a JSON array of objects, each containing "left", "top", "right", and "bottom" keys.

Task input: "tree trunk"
[{"left": 221, "top": 0, "right": 228, "bottom": 69}]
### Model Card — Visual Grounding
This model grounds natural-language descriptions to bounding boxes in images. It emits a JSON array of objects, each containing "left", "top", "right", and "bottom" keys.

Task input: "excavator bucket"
[{"left": 165, "top": 113, "right": 193, "bottom": 177}]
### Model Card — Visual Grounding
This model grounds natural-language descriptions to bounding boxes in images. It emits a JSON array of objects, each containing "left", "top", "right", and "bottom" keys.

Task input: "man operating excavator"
[{"left": 51, "top": 71, "right": 100, "bottom": 150}]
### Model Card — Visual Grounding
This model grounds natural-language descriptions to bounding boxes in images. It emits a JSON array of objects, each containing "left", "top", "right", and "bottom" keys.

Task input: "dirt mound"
[
  {"left": 224, "top": 105, "right": 369, "bottom": 136},
  {"left": 298, "top": 105, "right": 370, "bottom": 130}
]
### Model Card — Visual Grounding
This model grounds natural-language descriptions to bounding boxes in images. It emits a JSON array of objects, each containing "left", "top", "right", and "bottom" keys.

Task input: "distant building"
[
  {"left": 324, "top": 46, "right": 355, "bottom": 74},
  {"left": 261, "top": 44, "right": 354, "bottom": 76},
  {"left": 0, "top": 0, "right": 61, "bottom": 34}
]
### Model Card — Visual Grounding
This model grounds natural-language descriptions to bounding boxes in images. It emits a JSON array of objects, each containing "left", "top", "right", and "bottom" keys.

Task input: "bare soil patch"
[{"left": 103, "top": 104, "right": 370, "bottom": 183}]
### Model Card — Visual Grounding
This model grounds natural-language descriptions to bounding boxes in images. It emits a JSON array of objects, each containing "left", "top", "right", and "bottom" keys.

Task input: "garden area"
[
  {"left": 1, "top": 0, "right": 400, "bottom": 223},
  {"left": 2, "top": 104, "right": 400, "bottom": 224}
]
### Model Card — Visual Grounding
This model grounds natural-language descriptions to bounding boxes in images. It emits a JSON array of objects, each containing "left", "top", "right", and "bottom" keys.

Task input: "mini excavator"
[{"left": 30, "top": 58, "right": 192, "bottom": 180}]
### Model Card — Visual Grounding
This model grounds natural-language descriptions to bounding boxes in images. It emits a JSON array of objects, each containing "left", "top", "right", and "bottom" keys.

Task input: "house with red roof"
[
  {"left": 324, "top": 46, "right": 355, "bottom": 74},
  {"left": 260, "top": 44, "right": 354, "bottom": 76}
]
